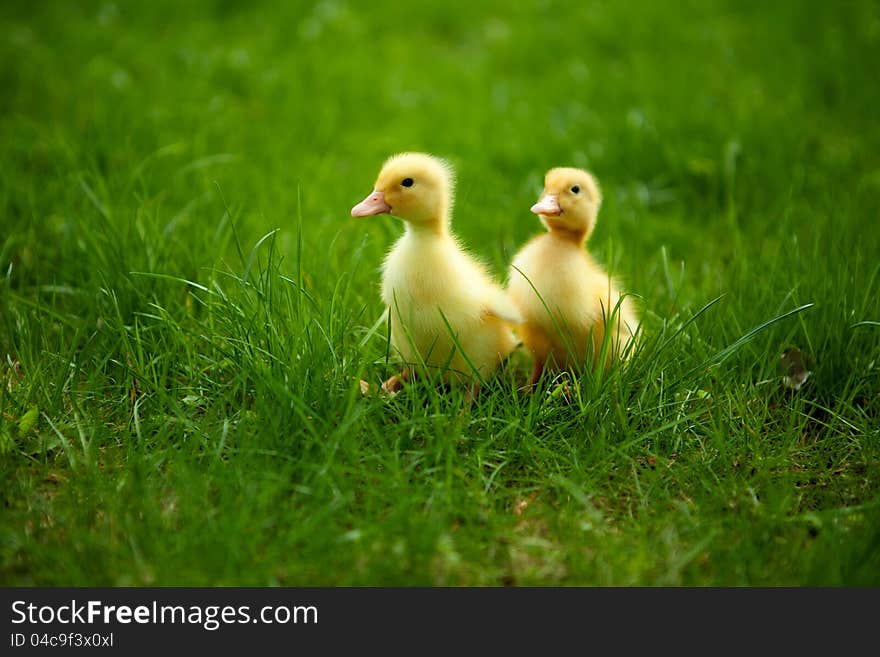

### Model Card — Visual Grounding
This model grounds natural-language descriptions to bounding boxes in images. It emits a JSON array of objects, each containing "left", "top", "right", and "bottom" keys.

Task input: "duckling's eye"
[
  {"left": 571, "top": 185, "right": 580, "bottom": 194},
  {"left": 401, "top": 178, "right": 414, "bottom": 187}
]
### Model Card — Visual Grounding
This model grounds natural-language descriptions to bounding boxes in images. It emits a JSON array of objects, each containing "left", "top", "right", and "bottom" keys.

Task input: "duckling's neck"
[
  {"left": 404, "top": 213, "right": 450, "bottom": 238},
  {"left": 547, "top": 226, "right": 588, "bottom": 247}
]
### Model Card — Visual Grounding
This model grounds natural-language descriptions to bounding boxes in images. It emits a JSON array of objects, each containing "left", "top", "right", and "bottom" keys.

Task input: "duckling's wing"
[
  {"left": 483, "top": 289, "right": 524, "bottom": 324},
  {"left": 453, "top": 247, "right": 523, "bottom": 324}
]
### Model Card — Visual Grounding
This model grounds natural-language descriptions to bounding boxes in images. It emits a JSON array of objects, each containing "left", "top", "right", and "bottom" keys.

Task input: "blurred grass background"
[{"left": 1, "top": 0, "right": 878, "bottom": 585}]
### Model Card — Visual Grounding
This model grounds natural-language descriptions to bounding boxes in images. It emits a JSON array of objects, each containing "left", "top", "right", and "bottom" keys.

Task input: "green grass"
[{"left": 1, "top": 0, "right": 879, "bottom": 586}]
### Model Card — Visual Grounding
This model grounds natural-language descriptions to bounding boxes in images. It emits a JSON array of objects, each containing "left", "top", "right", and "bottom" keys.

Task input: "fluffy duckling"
[
  {"left": 351, "top": 152, "right": 522, "bottom": 395},
  {"left": 507, "top": 167, "right": 639, "bottom": 385}
]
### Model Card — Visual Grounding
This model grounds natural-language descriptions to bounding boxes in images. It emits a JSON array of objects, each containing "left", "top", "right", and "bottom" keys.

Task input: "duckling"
[
  {"left": 351, "top": 152, "right": 522, "bottom": 396},
  {"left": 507, "top": 167, "right": 639, "bottom": 385}
]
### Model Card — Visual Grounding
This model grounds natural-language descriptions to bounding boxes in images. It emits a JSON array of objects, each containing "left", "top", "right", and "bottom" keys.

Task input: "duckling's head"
[
  {"left": 531, "top": 167, "right": 602, "bottom": 241},
  {"left": 351, "top": 152, "right": 455, "bottom": 233}
]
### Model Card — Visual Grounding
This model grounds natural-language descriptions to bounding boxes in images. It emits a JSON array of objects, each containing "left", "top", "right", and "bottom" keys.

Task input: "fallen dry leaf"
[
  {"left": 780, "top": 347, "right": 811, "bottom": 391},
  {"left": 514, "top": 492, "right": 540, "bottom": 516}
]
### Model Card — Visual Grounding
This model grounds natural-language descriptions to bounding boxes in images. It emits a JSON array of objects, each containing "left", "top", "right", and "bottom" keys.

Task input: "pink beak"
[
  {"left": 530, "top": 194, "right": 561, "bottom": 216},
  {"left": 351, "top": 191, "right": 391, "bottom": 218}
]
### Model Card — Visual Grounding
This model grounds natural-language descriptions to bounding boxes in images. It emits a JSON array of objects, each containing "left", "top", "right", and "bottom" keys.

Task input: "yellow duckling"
[
  {"left": 351, "top": 152, "right": 522, "bottom": 396},
  {"left": 507, "top": 167, "right": 639, "bottom": 385}
]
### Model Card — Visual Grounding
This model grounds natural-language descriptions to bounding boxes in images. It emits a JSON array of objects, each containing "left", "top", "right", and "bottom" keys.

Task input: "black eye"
[
  {"left": 402, "top": 178, "right": 414, "bottom": 187},
  {"left": 571, "top": 185, "right": 580, "bottom": 194}
]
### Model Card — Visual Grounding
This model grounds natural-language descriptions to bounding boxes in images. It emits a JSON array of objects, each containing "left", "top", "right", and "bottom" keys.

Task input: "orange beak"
[
  {"left": 351, "top": 191, "right": 391, "bottom": 217},
  {"left": 530, "top": 194, "right": 561, "bottom": 216}
]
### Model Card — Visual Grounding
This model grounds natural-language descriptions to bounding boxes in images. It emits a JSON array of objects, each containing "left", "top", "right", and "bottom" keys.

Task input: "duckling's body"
[
  {"left": 382, "top": 229, "right": 520, "bottom": 380},
  {"left": 508, "top": 167, "right": 638, "bottom": 384},
  {"left": 352, "top": 153, "right": 520, "bottom": 391}
]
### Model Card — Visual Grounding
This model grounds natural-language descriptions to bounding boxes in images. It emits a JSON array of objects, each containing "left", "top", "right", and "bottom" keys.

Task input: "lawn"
[{"left": 1, "top": 0, "right": 878, "bottom": 585}]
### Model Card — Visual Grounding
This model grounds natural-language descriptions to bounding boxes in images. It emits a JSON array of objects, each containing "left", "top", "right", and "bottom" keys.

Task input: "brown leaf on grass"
[
  {"left": 780, "top": 347, "right": 811, "bottom": 391},
  {"left": 514, "top": 492, "right": 539, "bottom": 517}
]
